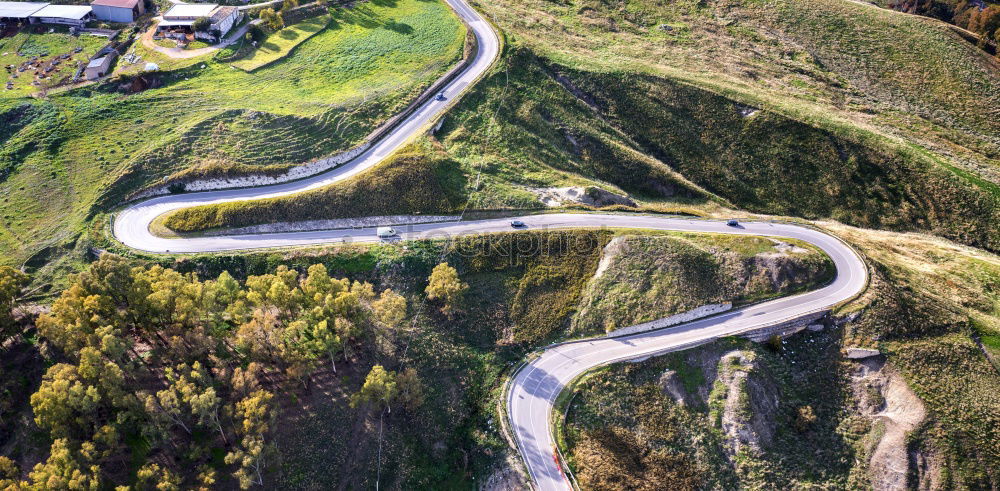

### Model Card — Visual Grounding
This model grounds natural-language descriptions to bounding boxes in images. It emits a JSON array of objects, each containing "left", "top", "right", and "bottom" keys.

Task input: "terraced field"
[{"left": 231, "top": 14, "right": 331, "bottom": 71}]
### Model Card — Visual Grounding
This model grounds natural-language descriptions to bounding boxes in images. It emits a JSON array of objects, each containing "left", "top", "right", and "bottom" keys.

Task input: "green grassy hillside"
[
  {"left": 0, "top": 0, "right": 466, "bottom": 267},
  {"left": 477, "top": 0, "right": 999, "bottom": 165},
  {"left": 231, "top": 14, "right": 331, "bottom": 72},
  {"left": 453, "top": 0, "right": 1000, "bottom": 247},
  {"left": 571, "top": 233, "right": 832, "bottom": 336},
  {"left": 172, "top": 0, "right": 1000, "bottom": 252}
]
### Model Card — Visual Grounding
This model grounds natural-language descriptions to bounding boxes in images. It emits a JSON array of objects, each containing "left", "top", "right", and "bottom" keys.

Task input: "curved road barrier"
[{"left": 112, "top": 2, "right": 869, "bottom": 489}]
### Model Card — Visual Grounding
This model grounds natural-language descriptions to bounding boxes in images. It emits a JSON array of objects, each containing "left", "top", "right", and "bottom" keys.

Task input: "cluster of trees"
[
  {"left": 258, "top": 8, "right": 284, "bottom": 31},
  {"left": 255, "top": 0, "right": 298, "bottom": 32},
  {"left": 892, "top": 0, "right": 1000, "bottom": 45},
  {"left": 0, "top": 254, "right": 443, "bottom": 489}
]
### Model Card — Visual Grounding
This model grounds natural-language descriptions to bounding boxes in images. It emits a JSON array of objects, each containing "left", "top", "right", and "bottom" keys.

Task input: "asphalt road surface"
[{"left": 112, "top": 1, "right": 869, "bottom": 488}]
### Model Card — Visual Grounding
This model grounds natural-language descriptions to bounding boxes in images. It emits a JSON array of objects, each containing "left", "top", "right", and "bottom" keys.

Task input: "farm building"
[
  {"left": 29, "top": 4, "right": 93, "bottom": 27},
  {"left": 0, "top": 2, "right": 49, "bottom": 24},
  {"left": 161, "top": 3, "right": 216, "bottom": 22},
  {"left": 157, "top": 3, "right": 239, "bottom": 42},
  {"left": 90, "top": 0, "right": 144, "bottom": 23},
  {"left": 195, "top": 5, "right": 237, "bottom": 41},
  {"left": 83, "top": 50, "right": 115, "bottom": 79}
]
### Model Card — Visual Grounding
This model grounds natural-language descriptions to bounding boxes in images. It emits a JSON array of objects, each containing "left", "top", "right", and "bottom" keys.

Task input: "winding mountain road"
[{"left": 112, "top": 1, "right": 870, "bottom": 489}]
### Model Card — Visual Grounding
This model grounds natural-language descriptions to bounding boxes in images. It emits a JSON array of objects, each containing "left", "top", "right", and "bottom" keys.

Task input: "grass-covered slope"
[
  {"left": 0, "top": 0, "right": 466, "bottom": 266},
  {"left": 560, "top": 224, "right": 1000, "bottom": 489},
  {"left": 562, "top": 333, "right": 861, "bottom": 489},
  {"left": 478, "top": 0, "right": 999, "bottom": 165},
  {"left": 754, "top": 0, "right": 1000, "bottom": 142},
  {"left": 571, "top": 233, "right": 833, "bottom": 336},
  {"left": 160, "top": 143, "right": 468, "bottom": 233},
  {"left": 439, "top": 45, "right": 999, "bottom": 247},
  {"left": 451, "top": 0, "right": 1000, "bottom": 241},
  {"left": 173, "top": 0, "right": 1000, "bottom": 249},
  {"left": 231, "top": 14, "right": 332, "bottom": 72}
]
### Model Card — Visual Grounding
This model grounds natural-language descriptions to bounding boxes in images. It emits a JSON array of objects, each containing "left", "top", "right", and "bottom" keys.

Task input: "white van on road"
[{"left": 376, "top": 227, "right": 398, "bottom": 240}]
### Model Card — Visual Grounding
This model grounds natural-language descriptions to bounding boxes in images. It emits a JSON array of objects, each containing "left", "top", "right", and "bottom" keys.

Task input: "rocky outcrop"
[
  {"left": 659, "top": 369, "right": 690, "bottom": 406},
  {"left": 480, "top": 455, "right": 529, "bottom": 491},
  {"left": 529, "top": 186, "right": 636, "bottom": 208},
  {"left": 846, "top": 347, "right": 882, "bottom": 359},
  {"left": 712, "top": 350, "right": 780, "bottom": 458},
  {"left": 849, "top": 356, "right": 938, "bottom": 490}
]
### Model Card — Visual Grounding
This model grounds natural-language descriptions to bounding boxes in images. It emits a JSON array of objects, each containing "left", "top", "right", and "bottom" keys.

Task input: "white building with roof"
[
  {"left": 84, "top": 50, "right": 116, "bottom": 79},
  {"left": 29, "top": 4, "right": 93, "bottom": 27},
  {"left": 162, "top": 3, "right": 216, "bottom": 21},
  {"left": 158, "top": 3, "right": 239, "bottom": 42},
  {"left": 0, "top": 2, "right": 49, "bottom": 23}
]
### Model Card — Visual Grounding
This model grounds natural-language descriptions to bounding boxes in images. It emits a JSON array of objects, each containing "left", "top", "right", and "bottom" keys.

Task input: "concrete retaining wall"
[
  {"left": 201, "top": 214, "right": 460, "bottom": 236},
  {"left": 741, "top": 310, "right": 830, "bottom": 342},
  {"left": 608, "top": 303, "right": 733, "bottom": 338},
  {"left": 126, "top": 142, "right": 371, "bottom": 201}
]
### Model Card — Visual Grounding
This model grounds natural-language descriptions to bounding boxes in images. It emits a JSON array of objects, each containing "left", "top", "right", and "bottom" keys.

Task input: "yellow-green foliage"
[
  {"left": 161, "top": 145, "right": 468, "bottom": 232},
  {"left": 21, "top": 255, "right": 406, "bottom": 489}
]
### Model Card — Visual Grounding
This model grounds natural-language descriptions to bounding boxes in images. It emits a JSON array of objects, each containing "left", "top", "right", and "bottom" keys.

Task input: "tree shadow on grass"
[
  {"left": 383, "top": 21, "right": 413, "bottom": 34},
  {"left": 329, "top": 1, "right": 415, "bottom": 32}
]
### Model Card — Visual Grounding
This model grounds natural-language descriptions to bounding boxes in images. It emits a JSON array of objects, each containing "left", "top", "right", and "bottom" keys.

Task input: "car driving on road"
[{"left": 376, "top": 227, "right": 397, "bottom": 239}]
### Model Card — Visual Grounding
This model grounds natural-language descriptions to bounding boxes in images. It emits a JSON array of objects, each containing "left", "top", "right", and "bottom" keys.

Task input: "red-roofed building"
[{"left": 90, "top": 0, "right": 144, "bottom": 23}]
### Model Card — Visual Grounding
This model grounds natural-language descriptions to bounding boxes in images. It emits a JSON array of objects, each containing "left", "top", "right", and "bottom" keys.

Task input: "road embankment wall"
[{"left": 608, "top": 303, "right": 733, "bottom": 338}]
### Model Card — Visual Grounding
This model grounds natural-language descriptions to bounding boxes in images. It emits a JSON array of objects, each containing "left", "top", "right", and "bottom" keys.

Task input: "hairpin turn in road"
[{"left": 111, "top": 2, "right": 868, "bottom": 489}]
